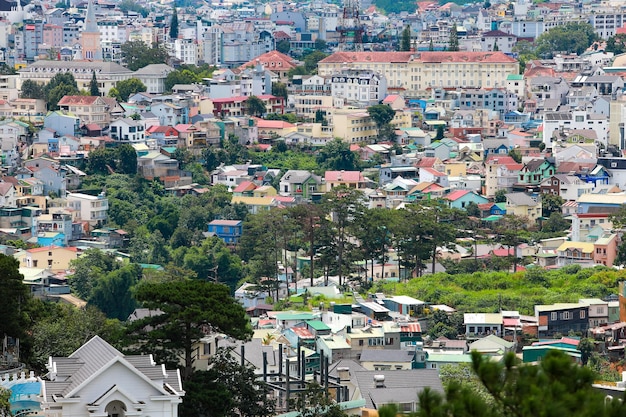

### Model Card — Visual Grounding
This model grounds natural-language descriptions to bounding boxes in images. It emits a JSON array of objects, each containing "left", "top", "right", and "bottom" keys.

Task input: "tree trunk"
[
  {"left": 184, "top": 322, "right": 193, "bottom": 381},
  {"left": 431, "top": 247, "right": 437, "bottom": 274}
]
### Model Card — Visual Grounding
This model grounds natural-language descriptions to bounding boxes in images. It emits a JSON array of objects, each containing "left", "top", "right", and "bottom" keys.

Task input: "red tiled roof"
[
  {"left": 422, "top": 167, "right": 446, "bottom": 177},
  {"left": 416, "top": 157, "right": 438, "bottom": 168},
  {"left": 325, "top": 171, "right": 363, "bottom": 182},
  {"left": 237, "top": 50, "right": 299, "bottom": 72},
  {"left": 485, "top": 155, "right": 516, "bottom": 164},
  {"left": 445, "top": 189, "right": 471, "bottom": 201},
  {"left": 382, "top": 94, "right": 401, "bottom": 103},
  {"left": 273, "top": 30, "right": 291, "bottom": 40},
  {"left": 255, "top": 119, "right": 294, "bottom": 129},
  {"left": 320, "top": 51, "right": 415, "bottom": 64},
  {"left": 58, "top": 95, "right": 100, "bottom": 106},
  {"left": 84, "top": 123, "right": 101, "bottom": 131},
  {"left": 400, "top": 323, "right": 421, "bottom": 333},
  {"left": 419, "top": 51, "right": 517, "bottom": 63},
  {"left": 490, "top": 248, "right": 514, "bottom": 257},
  {"left": 233, "top": 181, "right": 256, "bottom": 193}
]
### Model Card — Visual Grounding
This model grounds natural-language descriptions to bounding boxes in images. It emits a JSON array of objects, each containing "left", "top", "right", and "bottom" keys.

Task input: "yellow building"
[
  {"left": 14, "top": 246, "right": 78, "bottom": 272},
  {"left": 293, "top": 95, "right": 333, "bottom": 120},
  {"left": 505, "top": 192, "right": 543, "bottom": 224},
  {"left": 442, "top": 161, "right": 467, "bottom": 177},
  {"left": 318, "top": 51, "right": 519, "bottom": 97},
  {"left": 330, "top": 108, "right": 378, "bottom": 143}
]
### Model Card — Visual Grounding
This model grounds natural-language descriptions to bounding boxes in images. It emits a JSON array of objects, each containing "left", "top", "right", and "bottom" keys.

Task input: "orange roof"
[
  {"left": 445, "top": 189, "right": 471, "bottom": 201},
  {"left": 325, "top": 171, "right": 363, "bottom": 182},
  {"left": 237, "top": 50, "right": 299, "bottom": 72},
  {"left": 320, "top": 51, "right": 414, "bottom": 64},
  {"left": 255, "top": 118, "right": 295, "bottom": 129},
  {"left": 58, "top": 96, "right": 100, "bottom": 106},
  {"left": 419, "top": 51, "right": 517, "bottom": 63},
  {"left": 233, "top": 181, "right": 256, "bottom": 193}
]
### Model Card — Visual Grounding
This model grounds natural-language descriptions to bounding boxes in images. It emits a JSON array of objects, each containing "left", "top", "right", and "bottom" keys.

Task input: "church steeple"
[
  {"left": 84, "top": 0, "right": 98, "bottom": 33},
  {"left": 80, "top": 0, "right": 102, "bottom": 61}
]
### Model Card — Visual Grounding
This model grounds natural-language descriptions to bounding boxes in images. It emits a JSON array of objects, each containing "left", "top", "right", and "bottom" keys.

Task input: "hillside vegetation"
[{"left": 375, "top": 265, "right": 626, "bottom": 315}]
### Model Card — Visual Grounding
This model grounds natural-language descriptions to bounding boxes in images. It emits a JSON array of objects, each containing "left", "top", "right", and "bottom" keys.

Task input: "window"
[
  {"left": 580, "top": 310, "right": 586, "bottom": 319},
  {"left": 550, "top": 312, "right": 557, "bottom": 321},
  {"left": 562, "top": 311, "right": 571, "bottom": 320}
]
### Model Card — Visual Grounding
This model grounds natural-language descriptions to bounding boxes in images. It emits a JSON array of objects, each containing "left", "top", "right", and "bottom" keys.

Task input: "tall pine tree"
[
  {"left": 400, "top": 25, "right": 411, "bottom": 51},
  {"left": 170, "top": 7, "right": 179, "bottom": 39},
  {"left": 448, "top": 24, "right": 459, "bottom": 51},
  {"left": 89, "top": 70, "right": 100, "bottom": 96}
]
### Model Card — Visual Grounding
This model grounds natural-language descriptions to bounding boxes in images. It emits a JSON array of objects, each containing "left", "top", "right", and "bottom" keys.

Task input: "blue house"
[
  {"left": 208, "top": 220, "right": 243, "bottom": 244},
  {"left": 37, "top": 232, "right": 66, "bottom": 247},
  {"left": 577, "top": 165, "right": 611, "bottom": 187},
  {"left": 444, "top": 190, "right": 489, "bottom": 210}
]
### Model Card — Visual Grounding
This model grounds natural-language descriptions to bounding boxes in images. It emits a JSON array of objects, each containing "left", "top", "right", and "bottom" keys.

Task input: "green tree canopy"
[
  {"left": 20, "top": 79, "right": 45, "bottom": 99},
  {"left": 121, "top": 41, "right": 169, "bottom": 71},
  {"left": 606, "top": 33, "right": 626, "bottom": 54},
  {"left": 316, "top": 138, "right": 360, "bottom": 171},
  {"left": 276, "top": 39, "right": 291, "bottom": 54},
  {"left": 44, "top": 72, "right": 79, "bottom": 110},
  {"left": 89, "top": 70, "right": 100, "bottom": 96},
  {"left": 169, "top": 7, "right": 179, "bottom": 39},
  {"left": 373, "top": 0, "right": 416, "bottom": 14},
  {"left": 118, "top": 143, "right": 138, "bottom": 175},
  {"left": 448, "top": 24, "right": 459, "bottom": 51},
  {"left": 180, "top": 348, "right": 275, "bottom": 417},
  {"left": 118, "top": 0, "right": 149, "bottom": 17},
  {"left": 304, "top": 51, "right": 328, "bottom": 73},
  {"left": 535, "top": 22, "right": 599, "bottom": 58},
  {"left": 164, "top": 69, "right": 200, "bottom": 92},
  {"left": 110, "top": 78, "right": 146, "bottom": 102},
  {"left": 417, "top": 350, "right": 626, "bottom": 417},
  {"left": 367, "top": 104, "right": 395, "bottom": 128},
  {"left": 127, "top": 280, "right": 252, "bottom": 380},
  {"left": 88, "top": 263, "right": 141, "bottom": 320},
  {"left": 29, "top": 304, "right": 124, "bottom": 371},
  {"left": 400, "top": 25, "right": 411, "bottom": 51},
  {"left": 245, "top": 95, "right": 267, "bottom": 117},
  {"left": 272, "top": 81, "right": 288, "bottom": 101},
  {"left": 0, "top": 254, "right": 30, "bottom": 341}
]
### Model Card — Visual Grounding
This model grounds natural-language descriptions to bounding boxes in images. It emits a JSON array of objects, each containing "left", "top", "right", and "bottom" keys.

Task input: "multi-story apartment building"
[
  {"left": 57, "top": 96, "right": 110, "bottom": 129},
  {"left": 330, "top": 69, "right": 387, "bottom": 108},
  {"left": 66, "top": 192, "right": 108, "bottom": 226},
  {"left": 589, "top": 12, "right": 626, "bottom": 39},
  {"left": 172, "top": 38, "right": 197, "bottom": 66}
]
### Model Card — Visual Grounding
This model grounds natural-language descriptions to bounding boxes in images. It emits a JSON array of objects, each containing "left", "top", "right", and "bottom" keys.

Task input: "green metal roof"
[
  {"left": 307, "top": 320, "right": 331, "bottom": 331},
  {"left": 482, "top": 214, "right": 503, "bottom": 222},
  {"left": 275, "top": 312, "right": 316, "bottom": 321}
]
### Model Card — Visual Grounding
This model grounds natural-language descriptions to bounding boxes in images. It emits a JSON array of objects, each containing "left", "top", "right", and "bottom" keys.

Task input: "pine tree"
[
  {"left": 448, "top": 24, "right": 459, "bottom": 51},
  {"left": 429, "top": 38, "right": 434, "bottom": 51},
  {"left": 89, "top": 70, "right": 100, "bottom": 96},
  {"left": 493, "top": 40, "right": 499, "bottom": 51},
  {"left": 400, "top": 25, "right": 411, "bottom": 52},
  {"left": 170, "top": 7, "right": 179, "bottom": 39}
]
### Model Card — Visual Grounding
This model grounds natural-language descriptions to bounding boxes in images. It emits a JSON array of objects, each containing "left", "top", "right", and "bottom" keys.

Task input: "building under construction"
[{"left": 337, "top": 0, "right": 365, "bottom": 51}]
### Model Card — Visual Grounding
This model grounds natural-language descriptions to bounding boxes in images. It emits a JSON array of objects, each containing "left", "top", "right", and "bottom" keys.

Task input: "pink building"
[{"left": 43, "top": 24, "right": 63, "bottom": 48}]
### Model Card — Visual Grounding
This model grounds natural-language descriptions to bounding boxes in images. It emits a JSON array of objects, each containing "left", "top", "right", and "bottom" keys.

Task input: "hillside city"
[{"left": 2, "top": 0, "right": 626, "bottom": 415}]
